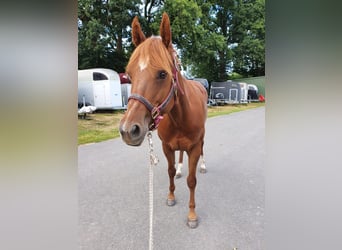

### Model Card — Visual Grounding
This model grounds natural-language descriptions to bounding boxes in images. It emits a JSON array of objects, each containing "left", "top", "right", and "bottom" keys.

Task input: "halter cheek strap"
[
  {"left": 128, "top": 79, "right": 176, "bottom": 130},
  {"left": 128, "top": 51, "right": 183, "bottom": 131}
]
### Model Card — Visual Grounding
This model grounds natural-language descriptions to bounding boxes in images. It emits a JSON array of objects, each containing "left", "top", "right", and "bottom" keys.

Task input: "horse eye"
[{"left": 158, "top": 71, "right": 167, "bottom": 79}]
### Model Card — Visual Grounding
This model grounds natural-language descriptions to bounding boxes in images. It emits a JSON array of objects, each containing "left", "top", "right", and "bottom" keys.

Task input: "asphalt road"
[{"left": 79, "top": 107, "right": 265, "bottom": 250}]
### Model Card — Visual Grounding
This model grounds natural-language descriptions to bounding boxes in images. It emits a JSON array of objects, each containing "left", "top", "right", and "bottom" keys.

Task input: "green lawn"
[{"left": 78, "top": 102, "right": 265, "bottom": 145}]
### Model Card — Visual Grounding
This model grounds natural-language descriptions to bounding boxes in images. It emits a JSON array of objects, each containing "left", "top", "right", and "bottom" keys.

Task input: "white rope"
[
  {"left": 149, "top": 157, "right": 154, "bottom": 250},
  {"left": 147, "top": 131, "right": 158, "bottom": 250}
]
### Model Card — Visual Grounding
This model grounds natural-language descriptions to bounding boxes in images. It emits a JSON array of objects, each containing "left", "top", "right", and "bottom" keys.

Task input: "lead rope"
[{"left": 147, "top": 131, "right": 158, "bottom": 250}]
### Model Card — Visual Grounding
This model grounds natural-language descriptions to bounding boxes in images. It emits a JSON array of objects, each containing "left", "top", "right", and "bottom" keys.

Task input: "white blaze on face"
[{"left": 139, "top": 56, "right": 149, "bottom": 71}]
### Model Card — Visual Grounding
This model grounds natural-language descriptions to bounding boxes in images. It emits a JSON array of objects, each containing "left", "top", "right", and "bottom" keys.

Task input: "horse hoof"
[
  {"left": 167, "top": 199, "right": 176, "bottom": 206},
  {"left": 187, "top": 218, "right": 198, "bottom": 229},
  {"left": 175, "top": 173, "right": 182, "bottom": 178},
  {"left": 199, "top": 168, "right": 207, "bottom": 174}
]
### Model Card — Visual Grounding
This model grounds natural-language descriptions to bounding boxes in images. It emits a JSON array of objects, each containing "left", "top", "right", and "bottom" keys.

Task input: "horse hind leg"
[
  {"left": 175, "top": 151, "right": 184, "bottom": 178},
  {"left": 162, "top": 143, "right": 176, "bottom": 206},
  {"left": 199, "top": 142, "right": 207, "bottom": 174},
  {"left": 199, "top": 155, "right": 207, "bottom": 173}
]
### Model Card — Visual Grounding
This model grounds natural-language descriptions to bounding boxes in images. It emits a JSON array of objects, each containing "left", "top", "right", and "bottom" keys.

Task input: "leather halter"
[
  {"left": 127, "top": 51, "right": 184, "bottom": 130},
  {"left": 128, "top": 78, "right": 176, "bottom": 130}
]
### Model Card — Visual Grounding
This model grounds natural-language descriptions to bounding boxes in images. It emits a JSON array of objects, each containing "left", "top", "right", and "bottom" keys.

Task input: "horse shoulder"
[
  {"left": 184, "top": 80, "right": 207, "bottom": 114},
  {"left": 187, "top": 80, "right": 208, "bottom": 100}
]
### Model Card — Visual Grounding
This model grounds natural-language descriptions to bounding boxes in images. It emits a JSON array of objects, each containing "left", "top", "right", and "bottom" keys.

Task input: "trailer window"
[{"left": 93, "top": 72, "right": 108, "bottom": 81}]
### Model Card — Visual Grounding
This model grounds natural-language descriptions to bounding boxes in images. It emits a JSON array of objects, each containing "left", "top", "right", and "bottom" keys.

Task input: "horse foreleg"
[
  {"left": 162, "top": 142, "right": 176, "bottom": 206},
  {"left": 175, "top": 151, "right": 184, "bottom": 178},
  {"left": 187, "top": 143, "right": 201, "bottom": 228}
]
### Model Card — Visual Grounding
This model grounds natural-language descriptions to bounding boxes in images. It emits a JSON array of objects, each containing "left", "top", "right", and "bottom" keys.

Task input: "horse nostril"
[{"left": 130, "top": 124, "right": 141, "bottom": 138}]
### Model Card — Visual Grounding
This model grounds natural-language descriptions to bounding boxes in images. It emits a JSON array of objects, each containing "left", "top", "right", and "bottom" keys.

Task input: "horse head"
[{"left": 119, "top": 13, "right": 178, "bottom": 146}]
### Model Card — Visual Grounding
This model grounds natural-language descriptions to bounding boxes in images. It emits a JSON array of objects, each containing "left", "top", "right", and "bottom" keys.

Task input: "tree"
[
  {"left": 78, "top": 0, "right": 140, "bottom": 72},
  {"left": 77, "top": 0, "right": 265, "bottom": 80},
  {"left": 231, "top": 0, "right": 265, "bottom": 77},
  {"left": 207, "top": 0, "right": 235, "bottom": 80},
  {"left": 150, "top": 0, "right": 227, "bottom": 82},
  {"left": 141, "top": 0, "right": 165, "bottom": 36},
  {"left": 78, "top": 0, "right": 108, "bottom": 69}
]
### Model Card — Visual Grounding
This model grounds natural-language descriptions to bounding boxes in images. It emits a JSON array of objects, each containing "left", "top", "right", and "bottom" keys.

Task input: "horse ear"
[
  {"left": 160, "top": 12, "right": 171, "bottom": 48},
  {"left": 132, "top": 16, "right": 146, "bottom": 47}
]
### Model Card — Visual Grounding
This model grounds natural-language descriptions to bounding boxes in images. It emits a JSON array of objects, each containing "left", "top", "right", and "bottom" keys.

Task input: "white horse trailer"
[
  {"left": 78, "top": 68, "right": 125, "bottom": 110},
  {"left": 120, "top": 83, "right": 131, "bottom": 108},
  {"left": 239, "top": 82, "right": 249, "bottom": 104}
]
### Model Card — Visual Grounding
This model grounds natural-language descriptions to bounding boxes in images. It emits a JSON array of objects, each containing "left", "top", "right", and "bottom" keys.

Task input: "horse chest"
[
  {"left": 158, "top": 130, "right": 198, "bottom": 151},
  {"left": 171, "top": 136, "right": 194, "bottom": 151},
  {"left": 158, "top": 114, "right": 204, "bottom": 151}
]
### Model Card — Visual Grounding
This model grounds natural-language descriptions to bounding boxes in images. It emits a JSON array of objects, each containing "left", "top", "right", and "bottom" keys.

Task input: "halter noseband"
[
  {"left": 128, "top": 71, "right": 184, "bottom": 130},
  {"left": 127, "top": 51, "right": 184, "bottom": 130}
]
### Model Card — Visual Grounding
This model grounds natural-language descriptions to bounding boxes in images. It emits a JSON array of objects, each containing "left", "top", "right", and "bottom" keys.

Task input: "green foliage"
[
  {"left": 78, "top": 0, "right": 265, "bottom": 80},
  {"left": 78, "top": 0, "right": 140, "bottom": 72},
  {"left": 231, "top": 0, "right": 265, "bottom": 76},
  {"left": 229, "top": 72, "right": 244, "bottom": 79},
  {"left": 151, "top": 0, "right": 230, "bottom": 82}
]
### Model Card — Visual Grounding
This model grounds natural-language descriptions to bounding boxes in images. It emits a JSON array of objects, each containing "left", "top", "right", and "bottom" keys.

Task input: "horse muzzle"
[{"left": 119, "top": 121, "right": 147, "bottom": 146}]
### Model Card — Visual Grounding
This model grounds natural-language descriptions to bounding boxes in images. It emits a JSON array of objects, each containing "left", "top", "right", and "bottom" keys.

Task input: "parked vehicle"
[
  {"left": 193, "top": 78, "right": 209, "bottom": 91},
  {"left": 239, "top": 82, "right": 249, "bottom": 104},
  {"left": 209, "top": 81, "right": 247, "bottom": 105},
  {"left": 119, "top": 73, "right": 131, "bottom": 107},
  {"left": 78, "top": 68, "right": 128, "bottom": 110},
  {"left": 247, "top": 84, "right": 259, "bottom": 102}
]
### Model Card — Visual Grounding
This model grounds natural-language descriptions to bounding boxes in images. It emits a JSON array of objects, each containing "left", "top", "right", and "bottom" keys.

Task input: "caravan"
[
  {"left": 210, "top": 81, "right": 241, "bottom": 104},
  {"left": 78, "top": 68, "right": 127, "bottom": 110},
  {"left": 209, "top": 81, "right": 249, "bottom": 104},
  {"left": 247, "top": 84, "right": 259, "bottom": 102},
  {"left": 239, "top": 82, "right": 249, "bottom": 104}
]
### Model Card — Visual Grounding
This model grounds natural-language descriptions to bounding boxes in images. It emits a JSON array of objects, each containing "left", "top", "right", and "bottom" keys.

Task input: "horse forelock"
[{"left": 127, "top": 37, "right": 174, "bottom": 77}]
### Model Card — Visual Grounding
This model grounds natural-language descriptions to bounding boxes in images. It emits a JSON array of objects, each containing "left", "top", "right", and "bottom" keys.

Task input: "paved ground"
[{"left": 79, "top": 107, "right": 265, "bottom": 250}]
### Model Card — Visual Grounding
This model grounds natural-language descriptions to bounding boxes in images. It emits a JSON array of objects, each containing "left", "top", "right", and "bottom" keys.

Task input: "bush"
[{"left": 228, "top": 72, "right": 244, "bottom": 80}]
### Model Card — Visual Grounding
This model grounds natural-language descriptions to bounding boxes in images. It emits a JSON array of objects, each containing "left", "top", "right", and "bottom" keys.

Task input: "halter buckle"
[{"left": 151, "top": 107, "right": 160, "bottom": 120}]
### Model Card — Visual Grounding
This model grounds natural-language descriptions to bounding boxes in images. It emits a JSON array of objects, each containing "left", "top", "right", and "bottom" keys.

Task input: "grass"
[
  {"left": 207, "top": 102, "right": 264, "bottom": 118},
  {"left": 78, "top": 111, "right": 124, "bottom": 145},
  {"left": 78, "top": 102, "right": 265, "bottom": 145}
]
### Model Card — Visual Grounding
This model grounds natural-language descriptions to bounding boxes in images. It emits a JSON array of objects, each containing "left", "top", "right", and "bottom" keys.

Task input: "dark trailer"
[
  {"left": 247, "top": 84, "right": 259, "bottom": 102},
  {"left": 209, "top": 81, "right": 243, "bottom": 104}
]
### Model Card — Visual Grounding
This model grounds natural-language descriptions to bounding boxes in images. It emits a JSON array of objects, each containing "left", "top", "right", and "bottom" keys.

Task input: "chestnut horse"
[{"left": 119, "top": 13, "right": 207, "bottom": 228}]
